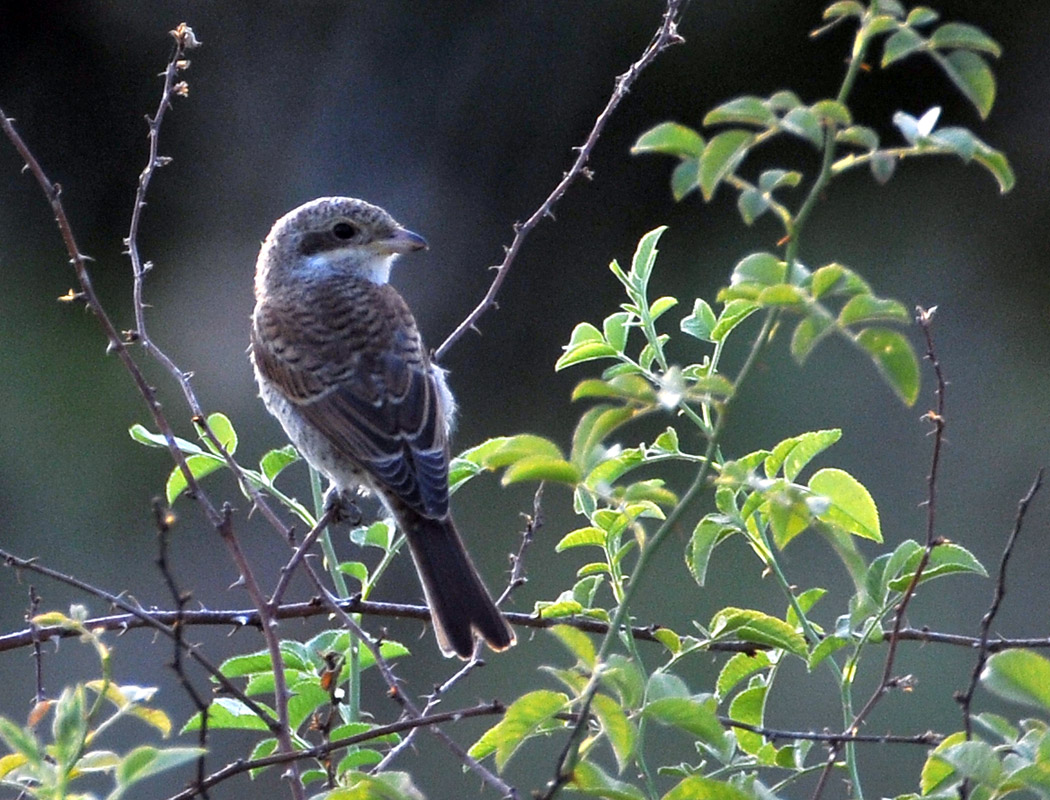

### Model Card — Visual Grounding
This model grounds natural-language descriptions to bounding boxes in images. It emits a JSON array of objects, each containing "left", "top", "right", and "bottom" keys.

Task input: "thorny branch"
[
  {"left": 163, "top": 702, "right": 505, "bottom": 800},
  {"left": 1, "top": 25, "right": 311, "bottom": 799},
  {"left": 811, "top": 306, "right": 948, "bottom": 800},
  {"left": 298, "top": 550, "right": 522, "bottom": 799},
  {"left": 956, "top": 468, "right": 1044, "bottom": 799},
  {"left": 435, "top": 0, "right": 687, "bottom": 361},
  {"left": 376, "top": 484, "right": 545, "bottom": 772},
  {"left": 154, "top": 500, "right": 211, "bottom": 798}
]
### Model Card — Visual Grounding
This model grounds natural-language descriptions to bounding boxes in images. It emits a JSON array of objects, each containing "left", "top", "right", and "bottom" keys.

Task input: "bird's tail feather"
[{"left": 401, "top": 512, "right": 515, "bottom": 658}]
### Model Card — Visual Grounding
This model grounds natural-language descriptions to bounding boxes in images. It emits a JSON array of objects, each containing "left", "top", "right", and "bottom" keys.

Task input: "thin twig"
[
  {"left": 956, "top": 468, "right": 1043, "bottom": 800},
  {"left": 811, "top": 306, "right": 948, "bottom": 800},
  {"left": 0, "top": 545, "right": 279, "bottom": 730},
  {"left": 377, "top": 487, "right": 545, "bottom": 772},
  {"left": 299, "top": 549, "right": 521, "bottom": 799},
  {"left": 28, "top": 586, "right": 45, "bottom": 704},
  {"left": 435, "top": 0, "right": 686, "bottom": 361},
  {"left": 269, "top": 506, "right": 336, "bottom": 610},
  {"left": 720, "top": 717, "right": 943, "bottom": 746},
  {"left": 163, "top": 701, "right": 505, "bottom": 800},
  {"left": 154, "top": 499, "right": 212, "bottom": 799}
]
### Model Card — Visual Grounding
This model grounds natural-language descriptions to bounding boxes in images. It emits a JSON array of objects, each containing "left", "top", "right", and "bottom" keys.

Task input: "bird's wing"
[{"left": 252, "top": 286, "right": 450, "bottom": 519}]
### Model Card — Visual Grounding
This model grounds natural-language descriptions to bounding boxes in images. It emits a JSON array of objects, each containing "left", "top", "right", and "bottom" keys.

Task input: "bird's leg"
[{"left": 322, "top": 486, "right": 363, "bottom": 526}]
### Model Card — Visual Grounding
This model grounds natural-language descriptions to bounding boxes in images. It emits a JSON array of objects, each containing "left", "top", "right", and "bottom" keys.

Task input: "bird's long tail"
[{"left": 400, "top": 511, "right": 515, "bottom": 658}]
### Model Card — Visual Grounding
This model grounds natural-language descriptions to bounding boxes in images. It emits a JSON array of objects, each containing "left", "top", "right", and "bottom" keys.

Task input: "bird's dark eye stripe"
[{"left": 332, "top": 222, "right": 357, "bottom": 240}]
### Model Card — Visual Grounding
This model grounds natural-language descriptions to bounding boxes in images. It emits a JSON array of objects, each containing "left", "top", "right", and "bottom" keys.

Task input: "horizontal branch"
[
  {"left": 4, "top": 587, "right": 1047, "bottom": 657},
  {"left": 720, "top": 716, "right": 943, "bottom": 746}
]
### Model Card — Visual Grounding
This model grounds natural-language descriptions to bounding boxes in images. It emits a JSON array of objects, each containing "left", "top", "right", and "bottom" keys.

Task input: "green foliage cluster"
[
  {"left": 0, "top": 609, "right": 203, "bottom": 799},
  {"left": 10, "top": 2, "right": 1045, "bottom": 800}
]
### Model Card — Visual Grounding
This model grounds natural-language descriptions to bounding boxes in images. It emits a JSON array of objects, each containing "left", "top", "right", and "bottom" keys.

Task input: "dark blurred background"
[{"left": 0, "top": 2, "right": 1047, "bottom": 798}]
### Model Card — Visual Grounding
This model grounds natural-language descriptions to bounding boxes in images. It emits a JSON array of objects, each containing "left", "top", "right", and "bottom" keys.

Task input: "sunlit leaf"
[
  {"left": 631, "top": 122, "right": 705, "bottom": 158},
  {"left": 809, "top": 467, "right": 881, "bottom": 542}
]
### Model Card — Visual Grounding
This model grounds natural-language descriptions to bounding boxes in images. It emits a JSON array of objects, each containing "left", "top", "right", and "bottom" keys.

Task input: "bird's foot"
[{"left": 322, "top": 487, "right": 363, "bottom": 526}]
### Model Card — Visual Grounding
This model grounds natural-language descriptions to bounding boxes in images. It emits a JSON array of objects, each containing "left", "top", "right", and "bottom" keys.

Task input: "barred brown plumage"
[{"left": 251, "top": 197, "right": 514, "bottom": 658}]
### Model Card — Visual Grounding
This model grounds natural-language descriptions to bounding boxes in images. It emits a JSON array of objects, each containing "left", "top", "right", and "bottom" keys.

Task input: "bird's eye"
[{"left": 332, "top": 222, "right": 357, "bottom": 240}]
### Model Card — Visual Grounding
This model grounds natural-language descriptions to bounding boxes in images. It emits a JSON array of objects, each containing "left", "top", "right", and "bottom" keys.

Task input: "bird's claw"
[{"left": 322, "top": 487, "right": 363, "bottom": 526}]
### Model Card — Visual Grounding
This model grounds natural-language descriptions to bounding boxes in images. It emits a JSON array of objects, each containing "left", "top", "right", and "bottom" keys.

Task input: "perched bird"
[{"left": 251, "top": 197, "right": 514, "bottom": 658}]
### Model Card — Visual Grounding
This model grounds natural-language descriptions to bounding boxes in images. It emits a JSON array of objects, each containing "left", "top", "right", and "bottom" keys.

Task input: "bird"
[{"left": 250, "top": 196, "right": 515, "bottom": 659}]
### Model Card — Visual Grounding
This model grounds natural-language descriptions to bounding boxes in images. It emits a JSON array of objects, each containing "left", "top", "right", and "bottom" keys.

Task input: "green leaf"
[
  {"left": 906, "top": 7, "right": 939, "bottom": 26},
  {"left": 662, "top": 776, "right": 754, "bottom": 800},
  {"left": 200, "top": 411, "right": 237, "bottom": 456},
  {"left": 757, "top": 284, "right": 806, "bottom": 307},
  {"left": 931, "top": 740, "right": 1003, "bottom": 787},
  {"left": 974, "top": 142, "right": 1015, "bottom": 193},
  {"left": 166, "top": 453, "right": 223, "bottom": 505},
  {"left": 715, "top": 651, "right": 771, "bottom": 701},
  {"left": 632, "top": 122, "right": 705, "bottom": 158},
  {"left": 930, "top": 22, "right": 1001, "bottom": 57},
  {"left": 882, "top": 27, "right": 926, "bottom": 67},
  {"left": 555, "top": 527, "right": 606, "bottom": 552},
  {"left": 808, "top": 634, "right": 849, "bottom": 670},
  {"left": 838, "top": 295, "right": 910, "bottom": 326},
  {"left": 737, "top": 188, "right": 769, "bottom": 225},
  {"left": 728, "top": 684, "right": 768, "bottom": 756},
  {"left": 483, "top": 434, "right": 563, "bottom": 468},
  {"left": 191, "top": 698, "right": 272, "bottom": 731},
  {"left": 730, "top": 252, "right": 785, "bottom": 287},
  {"left": 767, "top": 90, "right": 802, "bottom": 111},
  {"left": 709, "top": 607, "right": 808, "bottom": 657},
  {"left": 116, "top": 746, "right": 208, "bottom": 789},
  {"left": 571, "top": 759, "right": 647, "bottom": 800},
  {"left": 699, "top": 130, "right": 754, "bottom": 201},
  {"left": 571, "top": 405, "right": 639, "bottom": 470},
  {"left": 823, "top": 1, "right": 863, "bottom": 20},
  {"left": 649, "top": 295, "right": 679, "bottom": 321},
  {"left": 982, "top": 651, "right": 1050, "bottom": 713},
  {"left": 644, "top": 697, "right": 727, "bottom": 752},
  {"left": 836, "top": 125, "right": 879, "bottom": 151},
  {"left": 870, "top": 151, "right": 896, "bottom": 184},
  {"left": 128, "top": 423, "right": 202, "bottom": 454},
  {"left": 325, "top": 771, "right": 425, "bottom": 800},
  {"left": 502, "top": 456, "right": 580, "bottom": 485},
  {"left": 704, "top": 96, "right": 776, "bottom": 128},
  {"left": 921, "top": 731, "right": 968, "bottom": 794},
  {"left": 790, "top": 315, "right": 834, "bottom": 363},
  {"left": 937, "top": 50, "right": 996, "bottom": 119},
  {"left": 886, "top": 542, "right": 988, "bottom": 590},
  {"left": 478, "top": 690, "right": 568, "bottom": 771},
  {"left": 758, "top": 168, "right": 803, "bottom": 192},
  {"left": 556, "top": 341, "right": 619, "bottom": 371},
  {"left": 549, "top": 624, "right": 597, "bottom": 668},
  {"left": 591, "top": 693, "right": 637, "bottom": 772},
  {"left": 631, "top": 226, "right": 668, "bottom": 289},
  {"left": 765, "top": 428, "right": 842, "bottom": 481},
  {"left": 680, "top": 298, "right": 717, "bottom": 342},
  {"left": 854, "top": 327, "right": 920, "bottom": 405},
  {"left": 572, "top": 375, "right": 656, "bottom": 404},
  {"left": 810, "top": 99, "right": 852, "bottom": 126},
  {"left": 686, "top": 516, "right": 735, "bottom": 587},
  {"left": 780, "top": 107, "right": 824, "bottom": 149},
  {"left": 809, "top": 467, "right": 881, "bottom": 542},
  {"left": 603, "top": 311, "right": 632, "bottom": 353},
  {"left": 260, "top": 444, "right": 298, "bottom": 484},
  {"left": 671, "top": 158, "right": 700, "bottom": 201},
  {"left": 710, "top": 299, "right": 759, "bottom": 343},
  {"left": 349, "top": 519, "right": 395, "bottom": 550}
]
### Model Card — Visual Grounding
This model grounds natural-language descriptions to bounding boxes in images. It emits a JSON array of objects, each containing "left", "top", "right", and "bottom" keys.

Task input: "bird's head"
[{"left": 257, "top": 197, "right": 427, "bottom": 289}]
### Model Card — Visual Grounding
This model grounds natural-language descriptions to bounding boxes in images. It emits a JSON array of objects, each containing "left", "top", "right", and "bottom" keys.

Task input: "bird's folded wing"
[{"left": 254, "top": 333, "right": 451, "bottom": 519}]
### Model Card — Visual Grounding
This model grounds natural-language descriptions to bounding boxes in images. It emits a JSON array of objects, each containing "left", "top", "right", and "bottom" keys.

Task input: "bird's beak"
[{"left": 377, "top": 227, "right": 428, "bottom": 255}]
